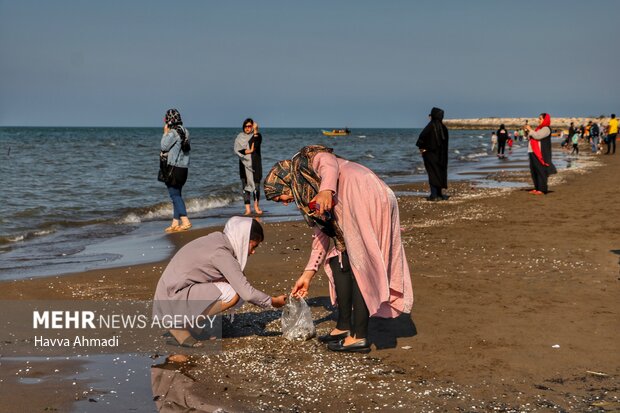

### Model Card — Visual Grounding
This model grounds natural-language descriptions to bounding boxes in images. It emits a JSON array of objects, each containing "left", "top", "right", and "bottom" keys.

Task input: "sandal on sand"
[
  {"left": 177, "top": 222, "right": 192, "bottom": 231},
  {"left": 166, "top": 336, "right": 203, "bottom": 348}
]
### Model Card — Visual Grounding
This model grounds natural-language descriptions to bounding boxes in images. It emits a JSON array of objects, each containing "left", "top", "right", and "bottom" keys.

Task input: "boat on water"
[{"left": 321, "top": 128, "right": 351, "bottom": 136}]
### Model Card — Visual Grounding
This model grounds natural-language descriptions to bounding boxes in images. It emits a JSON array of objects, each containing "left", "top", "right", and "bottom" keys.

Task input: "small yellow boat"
[{"left": 321, "top": 128, "right": 351, "bottom": 137}]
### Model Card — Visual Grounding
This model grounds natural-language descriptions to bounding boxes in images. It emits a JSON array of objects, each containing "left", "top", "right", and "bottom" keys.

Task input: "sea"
[{"left": 0, "top": 127, "right": 574, "bottom": 280}]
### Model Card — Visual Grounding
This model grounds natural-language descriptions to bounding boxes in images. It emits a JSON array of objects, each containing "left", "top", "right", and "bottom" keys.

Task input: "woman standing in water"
[
  {"left": 160, "top": 108, "right": 192, "bottom": 232},
  {"left": 234, "top": 118, "right": 263, "bottom": 215},
  {"left": 496, "top": 123, "right": 509, "bottom": 159},
  {"left": 416, "top": 107, "right": 449, "bottom": 201},
  {"left": 524, "top": 113, "right": 557, "bottom": 195},
  {"left": 264, "top": 145, "right": 413, "bottom": 353}
]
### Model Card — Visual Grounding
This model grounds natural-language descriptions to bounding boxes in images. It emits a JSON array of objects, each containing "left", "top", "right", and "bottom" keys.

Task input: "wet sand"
[{"left": 1, "top": 149, "right": 619, "bottom": 412}]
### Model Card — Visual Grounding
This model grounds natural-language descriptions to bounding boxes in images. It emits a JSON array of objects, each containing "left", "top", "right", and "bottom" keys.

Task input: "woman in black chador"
[{"left": 416, "top": 107, "right": 449, "bottom": 201}]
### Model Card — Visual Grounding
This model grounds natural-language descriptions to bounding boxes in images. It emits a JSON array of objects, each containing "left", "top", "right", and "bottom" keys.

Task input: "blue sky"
[{"left": 0, "top": 0, "right": 618, "bottom": 127}]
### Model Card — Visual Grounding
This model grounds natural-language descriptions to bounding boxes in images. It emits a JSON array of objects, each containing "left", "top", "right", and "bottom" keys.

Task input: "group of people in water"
[{"left": 154, "top": 107, "right": 568, "bottom": 353}]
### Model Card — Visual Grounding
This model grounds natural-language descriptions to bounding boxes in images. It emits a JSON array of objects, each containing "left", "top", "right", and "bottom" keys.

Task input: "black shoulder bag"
[{"left": 157, "top": 141, "right": 179, "bottom": 185}]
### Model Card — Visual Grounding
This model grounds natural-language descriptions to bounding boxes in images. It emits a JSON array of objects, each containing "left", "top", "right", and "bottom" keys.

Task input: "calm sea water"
[{"left": 0, "top": 127, "right": 527, "bottom": 279}]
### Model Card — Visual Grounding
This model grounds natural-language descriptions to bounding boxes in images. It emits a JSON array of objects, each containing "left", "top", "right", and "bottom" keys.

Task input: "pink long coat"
[{"left": 304, "top": 152, "right": 413, "bottom": 318}]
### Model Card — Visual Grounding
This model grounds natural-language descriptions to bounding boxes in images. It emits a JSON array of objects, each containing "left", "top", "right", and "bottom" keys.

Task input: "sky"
[{"left": 0, "top": 0, "right": 618, "bottom": 128}]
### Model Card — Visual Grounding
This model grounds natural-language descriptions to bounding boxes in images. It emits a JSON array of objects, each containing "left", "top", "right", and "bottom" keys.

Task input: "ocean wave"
[
  {"left": 119, "top": 194, "right": 238, "bottom": 223},
  {"left": 456, "top": 151, "right": 490, "bottom": 162},
  {"left": 0, "top": 227, "right": 57, "bottom": 245}
]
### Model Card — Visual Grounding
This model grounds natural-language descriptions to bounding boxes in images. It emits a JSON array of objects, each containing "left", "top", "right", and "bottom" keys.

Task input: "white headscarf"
[{"left": 223, "top": 216, "right": 253, "bottom": 270}]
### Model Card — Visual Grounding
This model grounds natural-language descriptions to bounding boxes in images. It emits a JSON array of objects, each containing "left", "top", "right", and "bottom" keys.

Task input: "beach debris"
[
  {"left": 551, "top": 344, "right": 560, "bottom": 348},
  {"left": 585, "top": 370, "right": 609, "bottom": 377},
  {"left": 401, "top": 346, "right": 412, "bottom": 350},
  {"left": 280, "top": 295, "right": 315, "bottom": 341}
]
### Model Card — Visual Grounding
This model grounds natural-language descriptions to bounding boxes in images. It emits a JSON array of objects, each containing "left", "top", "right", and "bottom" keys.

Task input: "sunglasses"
[{"left": 244, "top": 124, "right": 253, "bottom": 128}]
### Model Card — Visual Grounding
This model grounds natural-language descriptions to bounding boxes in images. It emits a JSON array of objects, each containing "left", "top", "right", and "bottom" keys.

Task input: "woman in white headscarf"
[{"left": 153, "top": 217, "right": 287, "bottom": 347}]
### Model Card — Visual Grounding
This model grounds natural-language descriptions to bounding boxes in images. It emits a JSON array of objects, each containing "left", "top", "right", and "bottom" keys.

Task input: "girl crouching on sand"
[
  {"left": 264, "top": 145, "right": 413, "bottom": 353},
  {"left": 153, "top": 217, "right": 287, "bottom": 347}
]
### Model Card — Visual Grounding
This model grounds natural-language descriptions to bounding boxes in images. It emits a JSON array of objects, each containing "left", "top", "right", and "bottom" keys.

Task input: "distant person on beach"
[
  {"left": 564, "top": 121, "right": 576, "bottom": 151},
  {"left": 491, "top": 132, "right": 497, "bottom": 152},
  {"left": 606, "top": 114, "right": 617, "bottom": 155},
  {"left": 589, "top": 121, "right": 600, "bottom": 153},
  {"left": 234, "top": 118, "right": 264, "bottom": 215},
  {"left": 524, "top": 113, "right": 557, "bottom": 195},
  {"left": 416, "top": 107, "right": 450, "bottom": 201},
  {"left": 153, "top": 217, "right": 287, "bottom": 348},
  {"left": 496, "top": 124, "right": 509, "bottom": 159},
  {"left": 264, "top": 145, "right": 413, "bottom": 353},
  {"left": 571, "top": 132, "right": 580, "bottom": 156},
  {"left": 160, "top": 109, "right": 192, "bottom": 232}
]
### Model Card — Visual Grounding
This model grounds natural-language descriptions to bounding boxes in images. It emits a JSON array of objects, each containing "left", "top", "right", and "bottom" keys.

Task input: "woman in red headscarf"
[{"left": 524, "top": 113, "right": 557, "bottom": 194}]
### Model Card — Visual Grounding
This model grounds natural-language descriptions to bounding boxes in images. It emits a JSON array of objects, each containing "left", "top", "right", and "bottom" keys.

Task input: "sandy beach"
[{"left": 0, "top": 148, "right": 618, "bottom": 412}]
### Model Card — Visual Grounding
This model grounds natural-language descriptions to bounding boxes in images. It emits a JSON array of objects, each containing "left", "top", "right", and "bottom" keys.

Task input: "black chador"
[{"left": 416, "top": 107, "right": 449, "bottom": 199}]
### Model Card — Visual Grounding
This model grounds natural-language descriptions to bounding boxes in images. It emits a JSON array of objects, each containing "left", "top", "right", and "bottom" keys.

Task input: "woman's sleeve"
[
  {"left": 529, "top": 127, "right": 550, "bottom": 141},
  {"left": 312, "top": 152, "right": 339, "bottom": 193},
  {"left": 304, "top": 227, "right": 330, "bottom": 272},
  {"left": 161, "top": 131, "right": 177, "bottom": 151},
  {"left": 213, "top": 251, "right": 272, "bottom": 308}
]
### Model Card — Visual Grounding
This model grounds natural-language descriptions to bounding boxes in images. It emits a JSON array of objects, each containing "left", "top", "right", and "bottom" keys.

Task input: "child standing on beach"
[
  {"left": 571, "top": 132, "right": 580, "bottom": 156},
  {"left": 491, "top": 132, "right": 497, "bottom": 152}
]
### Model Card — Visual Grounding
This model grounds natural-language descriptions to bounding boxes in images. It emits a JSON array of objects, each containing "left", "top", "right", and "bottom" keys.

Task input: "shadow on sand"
[{"left": 307, "top": 296, "right": 417, "bottom": 350}]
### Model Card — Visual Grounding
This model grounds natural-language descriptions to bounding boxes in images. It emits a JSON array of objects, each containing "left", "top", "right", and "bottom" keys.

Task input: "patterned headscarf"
[
  {"left": 264, "top": 160, "right": 293, "bottom": 200},
  {"left": 164, "top": 108, "right": 183, "bottom": 127},
  {"left": 164, "top": 108, "right": 188, "bottom": 145},
  {"left": 264, "top": 145, "right": 346, "bottom": 251}
]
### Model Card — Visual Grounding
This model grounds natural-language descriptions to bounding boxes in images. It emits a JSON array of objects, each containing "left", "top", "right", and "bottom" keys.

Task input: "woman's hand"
[
  {"left": 245, "top": 142, "right": 255, "bottom": 154},
  {"left": 271, "top": 295, "right": 288, "bottom": 308},
  {"left": 291, "top": 270, "right": 315, "bottom": 299},
  {"left": 310, "top": 190, "right": 333, "bottom": 215}
]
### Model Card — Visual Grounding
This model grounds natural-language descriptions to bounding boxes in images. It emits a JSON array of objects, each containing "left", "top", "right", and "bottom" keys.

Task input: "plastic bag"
[{"left": 280, "top": 295, "right": 316, "bottom": 341}]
